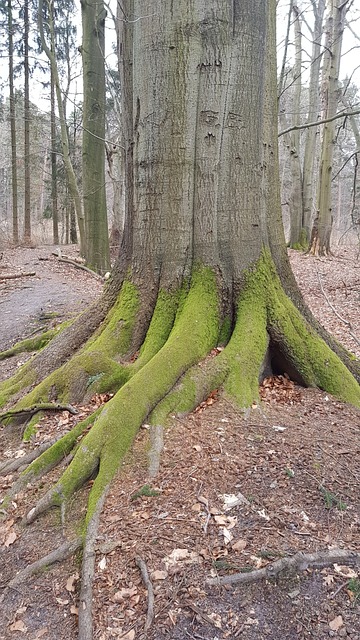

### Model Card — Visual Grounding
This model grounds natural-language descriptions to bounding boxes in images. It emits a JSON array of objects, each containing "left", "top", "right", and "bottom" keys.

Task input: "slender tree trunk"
[
  {"left": 288, "top": 6, "right": 304, "bottom": 247},
  {"left": 51, "top": 66, "right": 59, "bottom": 244},
  {"left": 7, "top": 0, "right": 19, "bottom": 245},
  {"left": 23, "top": 0, "right": 31, "bottom": 243},
  {"left": 309, "top": 0, "right": 347, "bottom": 256},
  {"left": 81, "top": 0, "right": 110, "bottom": 274},
  {"left": 302, "top": 0, "right": 326, "bottom": 243},
  {"left": 38, "top": 0, "right": 86, "bottom": 254}
]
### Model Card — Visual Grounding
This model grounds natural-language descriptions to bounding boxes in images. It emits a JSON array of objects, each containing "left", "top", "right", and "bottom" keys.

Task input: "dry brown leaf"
[
  {"left": 9, "top": 620, "right": 27, "bottom": 632},
  {"left": 70, "top": 605, "right": 79, "bottom": 616},
  {"left": 329, "top": 615, "right": 344, "bottom": 631},
  {"left": 334, "top": 564, "right": 358, "bottom": 578},
  {"left": 113, "top": 586, "right": 138, "bottom": 601},
  {"left": 122, "top": 630, "right": 135, "bottom": 640},
  {"left": 151, "top": 570, "right": 168, "bottom": 580},
  {"left": 4, "top": 530, "right": 17, "bottom": 547},
  {"left": 65, "top": 572, "right": 79, "bottom": 592},
  {"left": 232, "top": 538, "right": 247, "bottom": 552},
  {"left": 323, "top": 574, "right": 335, "bottom": 586},
  {"left": 34, "top": 628, "right": 49, "bottom": 639}
]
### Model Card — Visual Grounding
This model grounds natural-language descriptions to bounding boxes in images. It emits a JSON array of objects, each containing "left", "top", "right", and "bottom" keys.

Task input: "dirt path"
[{"left": 0, "top": 245, "right": 359, "bottom": 640}]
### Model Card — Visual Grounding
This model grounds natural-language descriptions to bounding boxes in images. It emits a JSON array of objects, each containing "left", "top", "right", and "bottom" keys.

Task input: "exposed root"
[
  {"left": 6, "top": 537, "right": 82, "bottom": 588},
  {"left": 136, "top": 556, "right": 155, "bottom": 633},
  {"left": 78, "top": 492, "right": 108, "bottom": 640},
  {"left": 207, "top": 548, "right": 360, "bottom": 586},
  {"left": 0, "top": 439, "right": 57, "bottom": 476},
  {"left": 6, "top": 409, "right": 100, "bottom": 499},
  {"left": 0, "top": 325, "right": 66, "bottom": 361}
]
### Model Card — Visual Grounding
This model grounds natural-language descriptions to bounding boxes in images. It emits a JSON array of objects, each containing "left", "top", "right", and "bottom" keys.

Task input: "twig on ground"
[
  {"left": 7, "top": 537, "right": 82, "bottom": 588},
  {"left": 206, "top": 549, "right": 360, "bottom": 586},
  {"left": 54, "top": 254, "right": 103, "bottom": 280},
  {"left": 0, "top": 272, "right": 36, "bottom": 280},
  {"left": 136, "top": 556, "right": 155, "bottom": 633}
]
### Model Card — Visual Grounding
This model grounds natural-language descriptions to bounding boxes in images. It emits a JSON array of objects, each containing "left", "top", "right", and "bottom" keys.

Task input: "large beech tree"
[{"left": 1, "top": 2, "right": 360, "bottom": 634}]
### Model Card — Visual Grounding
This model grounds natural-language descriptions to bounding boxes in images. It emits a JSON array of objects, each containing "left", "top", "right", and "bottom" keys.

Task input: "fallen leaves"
[{"left": 329, "top": 615, "right": 344, "bottom": 631}]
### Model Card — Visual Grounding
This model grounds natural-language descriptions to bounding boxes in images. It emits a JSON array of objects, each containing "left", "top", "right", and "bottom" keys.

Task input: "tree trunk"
[
  {"left": 51, "top": 63, "right": 59, "bottom": 244},
  {"left": 302, "top": 0, "right": 326, "bottom": 243},
  {"left": 309, "top": 0, "right": 347, "bottom": 256},
  {"left": 7, "top": 0, "right": 19, "bottom": 245},
  {"left": 1, "top": 0, "right": 359, "bottom": 582},
  {"left": 38, "top": 0, "right": 86, "bottom": 254},
  {"left": 288, "top": 5, "right": 304, "bottom": 248},
  {"left": 23, "top": 0, "right": 31, "bottom": 244},
  {"left": 81, "top": 0, "right": 110, "bottom": 274}
]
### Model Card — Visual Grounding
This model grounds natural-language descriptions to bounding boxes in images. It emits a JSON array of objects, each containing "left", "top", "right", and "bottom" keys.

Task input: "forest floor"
[{"left": 0, "top": 244, "right": 359, "bottom": 640}]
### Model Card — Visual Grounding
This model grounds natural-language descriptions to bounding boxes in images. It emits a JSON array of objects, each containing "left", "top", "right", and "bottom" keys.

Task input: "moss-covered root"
[
  {"left": 267, "top": 264, "right": 360, "bottom": 407},
  {"left": 24, "top": 265, "right": 220, "bottom": 525},
  {"left": 7, "top": 409, "right": 101, "bottom": 503},
  {"left": 7, "top": 351, "right": 128, "bottom": 416},
  {"left": 0, "top": 325, "right": 65, "bottom": 361},
  {"left": 150, "top": 286, "right": 268, "bottom": 423}
]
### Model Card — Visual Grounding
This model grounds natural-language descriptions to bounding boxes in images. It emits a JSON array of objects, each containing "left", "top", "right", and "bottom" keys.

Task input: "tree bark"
[
  {"left": 23, "top": 0, "right": 31, "bottom": 244},
  {"left": 7, "top": 0, "right": 19, "bottom": 245},
  {"left": 302, "top": 0, "right": 326, "bottom": 243},
  {"left": 288, "top": 5, "right": 304, "bottom": 247},
  {"left": 309, "top": 0, "right": 347, "bottom": 256},
  {"left": 81, "top": 0, "right": 110, "bottom": 274}
]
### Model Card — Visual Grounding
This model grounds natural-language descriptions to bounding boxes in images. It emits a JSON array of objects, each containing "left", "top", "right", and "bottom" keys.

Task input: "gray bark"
[
  {"left": 302, "top": 0, "right": 326, "bottom": 241},
  {"left": 81, "top": 0, "right": 110, "bottom": 274},
  {"left": 125, "top": 0, "right": 275, "bottom": 296},
  {"left": 310, "top": 0, "right": 348, "bottom": 255}
]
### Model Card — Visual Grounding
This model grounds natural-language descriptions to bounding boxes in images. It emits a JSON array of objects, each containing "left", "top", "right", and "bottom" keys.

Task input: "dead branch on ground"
[{"left": 207, "top": 549, "right": 360, "bottom": 586}]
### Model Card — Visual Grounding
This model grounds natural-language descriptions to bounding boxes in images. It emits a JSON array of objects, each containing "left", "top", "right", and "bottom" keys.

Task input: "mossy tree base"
[{"left": 1, "top": 252, "right": 359, "bottom": 530}]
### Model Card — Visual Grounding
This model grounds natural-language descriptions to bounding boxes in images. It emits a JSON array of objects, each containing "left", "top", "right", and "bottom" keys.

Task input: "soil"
[{"left": 0, "top": 245, "right": 359, "bottom": 640}]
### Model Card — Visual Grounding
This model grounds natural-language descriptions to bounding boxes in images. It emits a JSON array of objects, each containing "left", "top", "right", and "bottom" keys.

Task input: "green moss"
[
  {"left": 12, "top": 351, "right": 126, "bottom": 409},
  {"left": 89, "top": 280, "right": 140, "bottom": 357},
  {"left": 23, "top": 412, "right": 45, "bottom": 441},
  {"left": 0, "top": 365, "right": 36, "bottom": 408},
  {"left": 224, "top": 282, "right": 268, "bottom": 408},
  {"left": 218, "top": 316, "right": 232, "bottom": 346},
  {"left": 18, "top": 408, "right": 101, "bottom": 486},
  {"left": 133, "top": 288, "right": 180, "bottom": 371}
]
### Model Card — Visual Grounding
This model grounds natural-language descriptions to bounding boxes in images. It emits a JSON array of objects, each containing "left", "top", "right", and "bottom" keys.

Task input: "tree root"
[
  {"left": 0, "top": 403, "right": 77, "bottom": 425},
  {"left": 5, "top": 409, "right": 100, "bottom": 500},
  {"left": 7, "top": 537, "right": 82, "bottom": 588},
  {"left": 78, "top": 491, "right": 108, "bottom": 640},
  {"left": 206, "top": 549, "right": 360, "bottom": 586},
  {"left": 136, "top": 556, "right": 155, "bottom": 633},
  {"left": 0, "top": 439, "right": 57, "bottom": 475},
  {"left": 0, "top": 325, "right": 65, "bottom": 361}
]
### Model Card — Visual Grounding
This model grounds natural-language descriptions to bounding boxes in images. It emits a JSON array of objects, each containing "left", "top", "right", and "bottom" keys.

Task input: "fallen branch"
[
  {"left": 206, "top": 549, "right": 360, "bottom": 586},
  {"left": 7, "top": 537, "right": 82, "bottom": 588},
  {"left": 136, "top": 556, "right": 155, "bottom": 633},
  {"left": 54, "top": 255, "right": 103, "bottom": 280},
  {"left": 0, "top": 271, "right": 36, "bottom": 280},
  {"left": 0, "top": 403, "right": 78, "bottom": 424}
]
